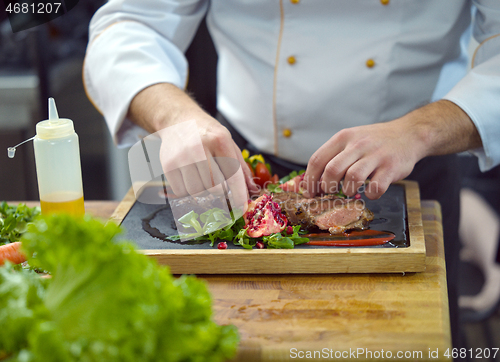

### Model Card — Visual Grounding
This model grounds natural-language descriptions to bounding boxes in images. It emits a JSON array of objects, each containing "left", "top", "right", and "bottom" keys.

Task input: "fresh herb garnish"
[
  {"left": 278, "top": 169, "right": 305, "bottom": 184},
  {"left": 0, "top": 201, "right": 40, "bottom": 245},
  {"left": 334, "top": 189, "right": 347, "bottom": 198},
  {"left": 173, "top": 208, "right": 244, "bottom": 246},
  {"left": 171, "top": 209, "right": 309, "bottom": 249},
  {"left": 266, "top": 183, "right": 284, "bottom": 193},
  {"left": 263, "top": 225, "right": 309, "bottom": 249}
]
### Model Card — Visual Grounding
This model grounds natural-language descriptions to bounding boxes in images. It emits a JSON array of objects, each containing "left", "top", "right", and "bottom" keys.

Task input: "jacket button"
[
  {"left": 283, "top": 128, "right": 292, "bottom": 138},
  {"left": 287, "top": 56, "right": 296, "bottom": 65},
  {"left": 290, "top": 0, "right": 300, "bottom": 3},
  {"left": 366, "top": 59, "right": 375, "bottom": 68},
  {"left": 380, "top": 0, "right": 389, "bottom": 5}
]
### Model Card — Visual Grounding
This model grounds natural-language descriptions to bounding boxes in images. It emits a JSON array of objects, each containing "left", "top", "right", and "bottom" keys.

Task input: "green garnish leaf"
[
  {"left": 250, "top": 158, "right": 260, "bottom": 170},
  {"left": 278, "top": 169, "right": 305, "bottom": 184},
  {"left": 200, "top": 208, "right": 228, "bottom": 224},
  {"left": 0, "top": 202, "right": 40, "bottom": 245},
  {"left": 178, "top": 210, "right": 203, "bottom": 234},
  {"left": 233, "top": 227, "right": 253, "bottom": 249},
  {"left": 263, "top": 225, "right": 310, "bottom": 248},
  {"left": 334, "top": 190, "right": 347, "bottom": 198},
  {"left": 263, "top": 233, "right": 294, "bottom": 249},
  {"left": 172, "top": 206, "right": 310, "bottom": 250},
  {"left": 176, "top": 208, "right": 237, "bottom": 244},
  {"left": 267, "top": 183, "right": 284, "bottom": 193},
  {"left": 290, "top": 237, "right": 309, "bottom": 246}
]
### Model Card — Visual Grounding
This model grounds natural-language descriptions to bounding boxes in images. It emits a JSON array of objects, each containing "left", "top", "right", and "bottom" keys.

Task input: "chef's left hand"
[{"left": 302, "top": 100, "right": 482, "bottom": 199}]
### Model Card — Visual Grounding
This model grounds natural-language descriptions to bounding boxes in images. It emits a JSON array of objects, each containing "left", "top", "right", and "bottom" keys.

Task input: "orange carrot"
[{"left": 0, "top": 242, "right": 27, "bottom": 266}]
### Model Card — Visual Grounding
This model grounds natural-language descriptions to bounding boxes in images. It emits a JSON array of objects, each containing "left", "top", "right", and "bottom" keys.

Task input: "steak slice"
[
  {"left": 269, "top": 192, "right": 374, "bottom": 235},
  {"left": 311, "top": 199, "right": 374, "bottom": 234}
]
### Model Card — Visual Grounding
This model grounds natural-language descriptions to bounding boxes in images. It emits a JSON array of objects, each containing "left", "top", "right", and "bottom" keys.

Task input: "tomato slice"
[
  {"left": 270, "top": 174, "right": 279, "bottom": 185},
  {"left": 254, "top": 162, "right": 271, "bottom": 187}
]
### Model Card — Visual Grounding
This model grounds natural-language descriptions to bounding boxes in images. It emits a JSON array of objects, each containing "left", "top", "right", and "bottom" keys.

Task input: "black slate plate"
[{"left": 119, "top": 184, "right": 409, "bottom": 250}]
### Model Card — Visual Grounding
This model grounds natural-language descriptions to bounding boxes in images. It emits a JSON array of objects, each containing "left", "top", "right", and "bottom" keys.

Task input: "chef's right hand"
[{"left": 302, "top": 100, "right": 481, "bottom": 200}]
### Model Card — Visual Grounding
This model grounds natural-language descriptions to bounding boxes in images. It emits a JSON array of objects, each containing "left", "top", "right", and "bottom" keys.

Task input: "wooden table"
[{"left": 28, "top": 200, "right": 453, "bottom": 361}]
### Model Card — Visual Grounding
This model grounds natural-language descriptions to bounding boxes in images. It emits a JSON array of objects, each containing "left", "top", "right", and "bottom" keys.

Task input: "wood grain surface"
[
  {"left": 13, "top": 197, "right": 451, "bottom": 361},
  {"left": 111, "top": 180, "right": 426, "bottom": 274},
  {"left": 209, "top": 203, "right": 448, "bottom": 361}
]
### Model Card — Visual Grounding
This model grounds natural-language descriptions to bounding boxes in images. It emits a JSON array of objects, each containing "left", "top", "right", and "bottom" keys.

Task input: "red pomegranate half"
[{"left": 244, "top": 194, "right": 288, "bottom": 238}]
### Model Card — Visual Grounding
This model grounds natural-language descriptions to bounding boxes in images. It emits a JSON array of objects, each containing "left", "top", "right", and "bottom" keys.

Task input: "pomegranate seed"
[
  {"left": 255, "top": 241, "right": 265, "bottom": 249},
  {"left": 354, "top": 193, "right": 362, "bottom": 200},
  {"left": 217, "top": 242, "right": 227, "bottom": 250},
  {"left": 286, "top": 226, "right": 294, "bottom": 234}
]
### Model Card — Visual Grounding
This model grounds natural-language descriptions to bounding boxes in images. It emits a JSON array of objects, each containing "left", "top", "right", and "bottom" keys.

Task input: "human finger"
[
  {"left": 211, "top": 140, "right": 249, "bottom": 210},
  {"left": 212, "top": 154, "right": 248, "bottom": 205},
  {"left": 363, "top": 165, "right": 395, "bottom": 199},
  {"left": 319, "top": 149, "right": 362, "bottom": 195},
  {"left": 196, "top": 150, "right": 217, "bottom": 191},
  {"left": 165, "top": 168, "right": 188, "bottom": 198},
  {"left": 341, "top": 158, "right": 375, "bottom": 197},
  {"left": 179, "top": 163, "right": 207, "bottom": 196},
  {"left": 224, "top": 162, "right": 248, "bottom": 218},
  {"left": 233, "top": 143, "right": 258, "bottom": 193},
  {"left": 303, "top": 133, "right": 347, "bottom": 198},
  {"left": 205, "top": 153, "right": 227, "bottom": 198}
]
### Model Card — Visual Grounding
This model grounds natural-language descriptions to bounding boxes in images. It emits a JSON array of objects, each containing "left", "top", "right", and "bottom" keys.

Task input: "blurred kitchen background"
[
  {"left": 0, "top": 0, "right": 217, "bottom": 202},
  {"left": 0, "top": 3, "right": 498, "bottom": 360}
]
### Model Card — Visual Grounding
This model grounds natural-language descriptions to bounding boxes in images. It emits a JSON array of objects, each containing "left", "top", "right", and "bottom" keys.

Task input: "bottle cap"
[{"left": 36, "top": 98, "right": 75, "bottom": 140}]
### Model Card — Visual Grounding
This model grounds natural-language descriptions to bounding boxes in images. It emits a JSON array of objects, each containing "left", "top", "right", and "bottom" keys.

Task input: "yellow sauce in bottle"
[{"left": 40, "top": 193, "right": 85, "bottom": 217}]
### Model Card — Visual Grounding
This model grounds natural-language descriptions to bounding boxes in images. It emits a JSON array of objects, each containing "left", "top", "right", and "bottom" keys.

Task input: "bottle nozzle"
[
  {"left": 48, "top": 97, "right": 59, "bottom": 125},
  {"left": 7, "top": 136, "right": 35, "bottom": 158},
  {"left": 36, "top": 97, "right": 74, "bottom": 139}
]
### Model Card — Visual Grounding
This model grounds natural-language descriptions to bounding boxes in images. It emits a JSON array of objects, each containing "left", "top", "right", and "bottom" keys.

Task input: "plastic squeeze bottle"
[{"left": 33, "top": 98, "right": 85, "bottom": 216}]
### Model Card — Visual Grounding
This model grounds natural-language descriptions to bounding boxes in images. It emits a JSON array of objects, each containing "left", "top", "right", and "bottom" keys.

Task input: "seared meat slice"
[
  {"left": 271, "top": 192, "right": 374, "bottom": 235},
  {"left": 310, "top": 199, "right": 374, "bottom": 234}
]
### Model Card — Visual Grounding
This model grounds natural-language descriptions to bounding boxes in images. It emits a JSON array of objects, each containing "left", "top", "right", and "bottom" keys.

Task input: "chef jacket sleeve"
[
  {"left": 83, "top": 0, "right": 209, "bottom": 147},
  {"left": 443, "top": 0, "right": 500, "bottom": 171}
]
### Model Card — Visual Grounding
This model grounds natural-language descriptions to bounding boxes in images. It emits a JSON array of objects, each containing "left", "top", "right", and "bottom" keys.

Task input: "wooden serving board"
[{"left": 110, "top": 180, "right": 425, "bottom": 274}]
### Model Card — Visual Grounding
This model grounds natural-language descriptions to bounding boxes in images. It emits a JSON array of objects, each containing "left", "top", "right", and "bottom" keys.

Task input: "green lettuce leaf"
[{"left": 0, "top": 214, "right": 238, "bottom": 362}]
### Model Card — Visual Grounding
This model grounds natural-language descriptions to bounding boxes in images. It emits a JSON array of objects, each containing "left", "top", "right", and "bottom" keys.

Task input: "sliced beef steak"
[{"left": 269, "top": 192, "right": 374, "bottom": 234}]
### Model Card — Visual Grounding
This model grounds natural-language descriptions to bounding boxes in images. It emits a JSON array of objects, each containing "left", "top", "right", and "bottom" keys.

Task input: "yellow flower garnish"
[
  {"left": 241, "top": 149, "right": 250, "bottom": 160},
  {"left": 248, "top": 154, "right": 265, "bottom": 164}
]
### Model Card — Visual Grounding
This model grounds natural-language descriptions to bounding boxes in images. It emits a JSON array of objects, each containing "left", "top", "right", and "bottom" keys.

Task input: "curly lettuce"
[{"left": 0, "top": 214, "right": 238, "bottom": 362}]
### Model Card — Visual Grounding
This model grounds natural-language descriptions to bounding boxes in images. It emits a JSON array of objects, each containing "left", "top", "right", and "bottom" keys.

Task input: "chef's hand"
[
  {"left": 128, "top": 83, "right": 257, "bottom": 207},
  {"left": 302, "top": 100, "right": 482, "bottom": 199}
]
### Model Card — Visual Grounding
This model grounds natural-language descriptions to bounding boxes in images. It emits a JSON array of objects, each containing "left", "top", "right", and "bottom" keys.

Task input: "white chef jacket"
[{"left": 84, "top": 0, "right": 500, "bottom": 170}]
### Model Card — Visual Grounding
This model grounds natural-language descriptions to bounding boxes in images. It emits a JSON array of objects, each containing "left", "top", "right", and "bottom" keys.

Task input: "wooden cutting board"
[{"left": 110, "top": 180, "right": 425, "bottom": 274}]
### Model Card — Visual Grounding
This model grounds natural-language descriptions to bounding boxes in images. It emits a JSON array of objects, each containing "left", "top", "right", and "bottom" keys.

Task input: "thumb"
[{"left": 234, "top": 144, "right": 258, "bottom": 193}]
